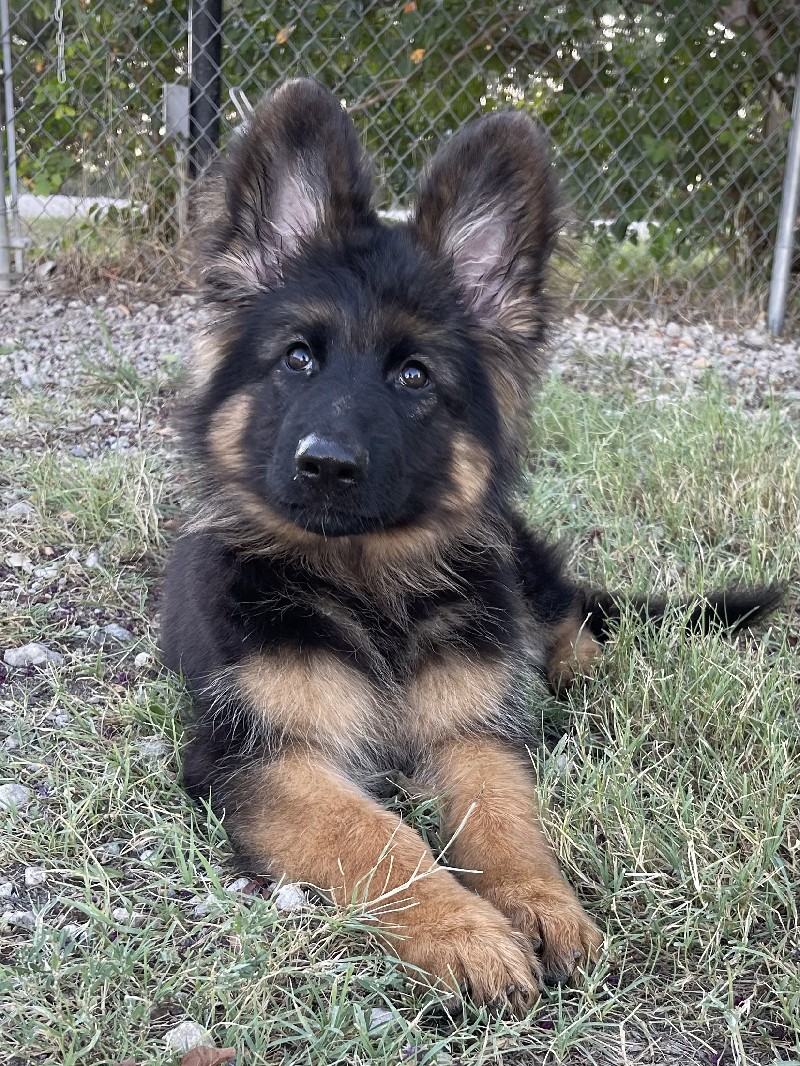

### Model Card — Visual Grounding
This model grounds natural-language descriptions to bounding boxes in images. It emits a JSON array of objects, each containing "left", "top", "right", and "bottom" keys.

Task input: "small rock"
[
  {"left": 24, "top": 867, "right": 47, "bottom": 888},
  {"left": 164, "top": 1021, "right": 214, "bottom": 1055},
  {"left": 273, "top": 883, "right": 306, "bottom": 912},
  {"left": 4, "top": 643, "right": 64, "bottom": 668},
  {"left": 65, "top": 548, "right": 81, "bottom": 562},
  {"left": 6, "top": 501, "right": 35, "bottom": 519},
  {"left": 191, "top": 894, "right": 216, "bottom": 917},
  {"left": 133, "top": 652, "right": 152, "bottom": 669},
  {"left": 665, "top": 321, "right": 681, "bottom": 338},
  {"left": 226, "top": 877, "right": 251, "bottom": 895},
  {"left": 100, "top": 841, "right": 122, "bottom": 859},
  {"left": 138, "top": 737, "right": 168, "bottom": 758},
  {"left": 5, "top": 552, "right": 32, "bottom": 570},
  {"left": 69, "top": 446, "right": 88, "bottom": 458},
  {"left": 89, "top": 413, "right": 104, "bottom": 426},
  {"left": 0, "top": 783, "right": 31, "bottom": 810},
  {"left": 3, "top": 736, "right": 20, "bottom": 750},
  {"left": 61, "top": 922, "right": 88, "bottom": 941},
  {"left": 84, "top": 551, "right": 102, "bottom": 569},
  {"left": 35, "top": 259, "right": 56, "bottom": 279},
  {"left": 110, "top": 907, "right": 145, "bottom": 927},
  {"left": 103, "top": 623, "right": 133, "bottom": 644},
  {"left": 51, "top": 713, "right": 71, "bottom": 728},
  {"left": 0, "top": 882, "right": 15, "bottom": 899},
  {"left": 368, "top": 1007, "right": 397, "bottom": 1031},
  {"left": 4, "top": 910, "right": 36, "bottom": 930},
  {"left": 33, "top": 565, "right": 58, "bottom": 579}
]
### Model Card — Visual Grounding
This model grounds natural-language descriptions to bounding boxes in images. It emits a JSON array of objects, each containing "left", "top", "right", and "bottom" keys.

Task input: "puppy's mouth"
[{"left": 279, "top": 500, "right": 390, "bottom": 538}]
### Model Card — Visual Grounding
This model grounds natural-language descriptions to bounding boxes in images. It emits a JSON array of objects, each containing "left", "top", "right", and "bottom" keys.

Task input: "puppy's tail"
[{"left": 580, "top": 584, "right": 785, "bottom": 642}]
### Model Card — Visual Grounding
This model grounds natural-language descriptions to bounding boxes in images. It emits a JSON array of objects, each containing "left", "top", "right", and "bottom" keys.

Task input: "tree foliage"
[{"left": 9, "top": 0, "right": 799, "bottom": 269}]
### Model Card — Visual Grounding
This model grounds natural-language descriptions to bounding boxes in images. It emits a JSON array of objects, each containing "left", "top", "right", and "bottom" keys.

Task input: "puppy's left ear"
[{"left": 412, "top": 112, "right": 559, "bottom": 349}]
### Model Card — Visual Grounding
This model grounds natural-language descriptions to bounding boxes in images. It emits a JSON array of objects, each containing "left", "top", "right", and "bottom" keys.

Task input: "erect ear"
[
  {"left": 198, "top": 79, "right": 375, "bottom": 302},
  {"left": 412, "top": 112, "right": 559, "bottom": 348}
]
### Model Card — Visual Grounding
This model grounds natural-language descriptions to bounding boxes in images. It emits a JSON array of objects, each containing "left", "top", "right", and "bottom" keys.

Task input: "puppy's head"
[{"left": 188, "top": 79, "right": 559, "bottom": 552}]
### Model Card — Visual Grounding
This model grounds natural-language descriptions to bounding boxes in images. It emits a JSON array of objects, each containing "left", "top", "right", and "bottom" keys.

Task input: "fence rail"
[{"left": 2, "top": 1, "right": 799, "bottom": 325}]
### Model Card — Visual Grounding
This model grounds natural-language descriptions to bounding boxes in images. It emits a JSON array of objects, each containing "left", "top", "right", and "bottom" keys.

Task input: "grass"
[{"left": 1, "top": 332, "right": 798, "bottom": 1065}]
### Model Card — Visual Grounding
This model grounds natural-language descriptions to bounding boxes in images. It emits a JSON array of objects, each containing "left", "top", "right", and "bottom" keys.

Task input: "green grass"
[{"left": 1, "top": 342, "right": 798, "bottom": 1065}]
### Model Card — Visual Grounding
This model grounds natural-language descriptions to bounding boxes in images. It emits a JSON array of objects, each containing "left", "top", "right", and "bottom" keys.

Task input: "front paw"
[
  {"left": 483, "top": 879, "right": 602, "bottom": 986},
  {"left": 383, "top": 884, "right": 544, "bottom": 1016}
]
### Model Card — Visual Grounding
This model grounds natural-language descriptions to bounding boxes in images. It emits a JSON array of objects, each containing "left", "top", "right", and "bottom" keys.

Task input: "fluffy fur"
[{"left": 161, "top": 79, "right": 781, "bottom": 1014}]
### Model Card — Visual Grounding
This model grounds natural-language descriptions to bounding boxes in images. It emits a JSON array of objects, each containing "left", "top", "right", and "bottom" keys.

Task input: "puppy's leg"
[
  {"left": 223, "top": 749, "right": 541, "bottom": 1013},
  {"left": 545, "top": 616, "right": 603, "bottom": 695},
  {"left": 424, "top": 738, "right": 602, "bottom": 985}
]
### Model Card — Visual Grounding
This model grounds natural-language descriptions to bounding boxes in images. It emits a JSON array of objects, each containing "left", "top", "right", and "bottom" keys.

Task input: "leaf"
[
  {"left": 179, "top": 1049, "right": 236, "bottom": 1066},
  {"left": 402, "top": 2, "right": 417, "bottom": 11},
  {"left": 410, "top": 48, "right": 425, "bottom": 64},
  {"left": 275, "top": 25, "right": 294, "bottom": 45}
]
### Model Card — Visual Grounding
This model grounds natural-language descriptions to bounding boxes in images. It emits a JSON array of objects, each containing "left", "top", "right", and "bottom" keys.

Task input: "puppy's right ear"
[{"left": 196, "top": 79, "right": 374, "bottom": 303}]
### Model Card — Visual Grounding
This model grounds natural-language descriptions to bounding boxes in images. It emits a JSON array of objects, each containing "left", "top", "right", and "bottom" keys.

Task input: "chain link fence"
[{"left": 3, "top": 1, "right": 800, "bottom": 323}]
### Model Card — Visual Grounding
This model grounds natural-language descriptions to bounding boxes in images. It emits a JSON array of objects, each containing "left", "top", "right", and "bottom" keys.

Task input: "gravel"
[
  {"left": 0, "top": 292, "right": 798, "bottom": 414},
  {"left": 550, "top": 312, "right": 800, "bottom": 403}
]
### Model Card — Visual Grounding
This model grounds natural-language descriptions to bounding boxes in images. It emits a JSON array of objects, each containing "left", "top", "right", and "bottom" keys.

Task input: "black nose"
[{"left": 294, "top": 434, "right": 368, "bottom": 490}]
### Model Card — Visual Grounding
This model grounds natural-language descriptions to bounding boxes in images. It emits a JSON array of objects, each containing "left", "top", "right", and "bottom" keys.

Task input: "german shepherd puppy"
[{"left": 161, "top": 79, "right": 780, "bottom": 1015}]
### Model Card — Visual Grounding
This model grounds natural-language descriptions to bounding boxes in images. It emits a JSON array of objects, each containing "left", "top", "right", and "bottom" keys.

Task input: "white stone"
[
  {"left": 164, "top": 1021, "right": 213, "bottom": 1055},
  {"left": 5, "top": 553, "right": 31, "bottom": 570},
  {"left": 6, "top": 501, "right": 35, "bottom": 519},
  {"left": 134, "top": 652, "right": 152, "bottom": 669},
  {"left": 84, "top": 551, "right": 102, "bottom": 569},
  {"left": 4, "top": 643, "right": 64, "bottom": 668},
  {"left": 368, "top": 1007, "right": 396, "bottom": 1031},
  {"left": 103, "top": 623, "right": 133, "bottom": 643},
  {"left": 0, "top": 783, "right": 31, "bottom": 810},
  {"left": 273, "top": 883, "right": 306, "bottom": 912},
  {"left": 24, "top": 867, "right": 47, "bottom": 888},
  {"left": 191, "top": 894, "right": 217, "bottom": 917},
  {"left": 0, "top": 882, "right": 15, "bottom": 899},
  {"left": 226, "top": 877, "right": 251, "bottom": 895},
  {"left": 138, "top": 737, "right": 168, "bottom": 758},
  {"left": 4, "top": 910, "right": 35, "bottom": 930},
  {"left": 61, "top": 922, "right": 88, "bottom": 940}
]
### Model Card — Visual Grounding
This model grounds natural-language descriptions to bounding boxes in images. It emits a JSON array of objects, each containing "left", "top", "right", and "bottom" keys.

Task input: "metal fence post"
[
  {"left": 0, "top": 0, "right": 21, "bottom": 275},
  {"left": 0, "top": 115, "right": 10, "bottom": 293},
  {"left": 767, "top": 51, "right": 800, "bottom": 336},
  {"left": 189, "top": 0, "right": 223, "bottom": 178}
]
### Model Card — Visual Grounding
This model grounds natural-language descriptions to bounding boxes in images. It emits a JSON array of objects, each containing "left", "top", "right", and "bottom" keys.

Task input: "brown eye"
[
  {"left": 399, "top": 361, "right": 429, "bottom": 389},
  {"left": 286, "top": 344, "right": 314, "bottom": 373}
]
